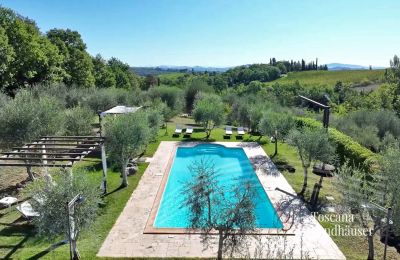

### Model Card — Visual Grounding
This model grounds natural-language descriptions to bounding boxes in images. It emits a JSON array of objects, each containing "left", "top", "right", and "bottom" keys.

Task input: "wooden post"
[
  {"left": 100, "top": 144, "right": 107, "bottom": 194},
  {"left": 42, "top": 140, "right": 53, "bottom": 184},
  {"left": 99, "top": 112, "right": 107, "bottom": 194}
]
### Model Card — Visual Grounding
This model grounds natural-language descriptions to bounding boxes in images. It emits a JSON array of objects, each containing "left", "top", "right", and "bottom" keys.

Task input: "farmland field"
[{"left": 272, "top": 69, "right": 385, "bottom": 86}]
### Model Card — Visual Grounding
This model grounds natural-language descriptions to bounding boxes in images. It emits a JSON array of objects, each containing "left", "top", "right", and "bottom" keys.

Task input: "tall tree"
[
  {"left": 0, "top": 26, "right": 15, "bottom": 90},
  {"left": 0, "top": 7, "right": 64, "bottom": 93},
  {"left": 108, "top": 57, "right": 140, "bottom": 90},
  {"left": 47, "top": 29, "right": 95, "bottom": 88},
  {"left": 92, "top": 54, "right": 116, "bottom": 88}
]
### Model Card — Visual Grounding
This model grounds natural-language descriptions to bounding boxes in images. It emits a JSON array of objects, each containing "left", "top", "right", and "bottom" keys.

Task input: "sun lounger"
[
  {"left": 174, "top": 125, "right": 182, "bottom": 135},
  {"left": 225, "top": 126, "right": 233, "bottom": 135},
  {"left": 0, "top": 196, "right": 18, "bottom": 212},
  {"left": 16, "top": 201, "right": 39, "bottom": 219},
  {"left": 0, "top": 196, "right": 18, "bottom": 208},
  {"left": 185, "top": 127, "right": 193, "bottom": 135},
  {"left": 237, "top": 126, "right": 245, "bottom": 135}
]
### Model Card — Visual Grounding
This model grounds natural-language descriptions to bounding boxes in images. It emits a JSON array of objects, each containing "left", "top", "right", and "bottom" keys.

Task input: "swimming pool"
[{"left": 154, "top": 143, "right": 283, "bottom": 229}]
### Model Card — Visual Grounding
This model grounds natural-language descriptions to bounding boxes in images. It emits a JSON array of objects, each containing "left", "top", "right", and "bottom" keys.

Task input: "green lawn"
[{"left": 271, "top": 69, "right": 384, "bottom": 87}]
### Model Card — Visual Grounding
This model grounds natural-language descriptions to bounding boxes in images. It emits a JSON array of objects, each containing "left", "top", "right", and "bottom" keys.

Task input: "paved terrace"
[{"left": 98, "top": 141, "right": 345, "bottom": 259}]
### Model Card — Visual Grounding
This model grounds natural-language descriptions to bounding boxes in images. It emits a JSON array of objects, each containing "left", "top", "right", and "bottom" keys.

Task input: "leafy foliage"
[
  {"left": 336, "top": 161, "right": 386, "bottom": 260},
  {"left": 224, "top": 64, "right": 281, "bottom": 85},
  {"left": 0, "top": 7, "right": 141, "bottom": 93},
  {"left": 193, "top": 93, "right": 225, "bottom": 138},
  {"left": 25, "top": 170, "right": 101, "bottom": 239},
  {"left": 147, "top": 85, "right": 184, "bottom": 116},
  {"left": 259, "top": 111, "right": 295, "bottom": 141},
  {"left": 0, "top": 89, "right": 62, "bottom": 147},
  {"left": 105, "top": 111, "right": 151, "bottom": 186},
  {"left": 182, "top": 158, "right": 256, "bottom": 259},
  {"left": 287, "top": 126, "right": 336, "bottom": 195},
  {"left": 296, "top": 117, "right": 377, "bottom": 171},
  {"left": 63, "top": 106, "right": 95, "bottom": 136},
  {"left": 332, "top": 109, "right": 400, "bottom": 152},
  {"left": 184, "top": 78, "right": 214, "bottom": 112}
]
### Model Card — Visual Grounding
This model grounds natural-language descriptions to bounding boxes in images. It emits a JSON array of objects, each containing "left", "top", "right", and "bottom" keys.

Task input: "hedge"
[{"left": 295, "top": 117, "right": 378, "bottom": 172}]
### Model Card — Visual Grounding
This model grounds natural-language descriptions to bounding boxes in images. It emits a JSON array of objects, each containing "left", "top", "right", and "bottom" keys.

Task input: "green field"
[{"left": 272, "top": 69, "right": 385, "bottom": 87}]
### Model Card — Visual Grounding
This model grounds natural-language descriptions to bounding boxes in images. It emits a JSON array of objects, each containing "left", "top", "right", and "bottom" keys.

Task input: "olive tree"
[
  {"left": 146, "top": 106, "right": 164, "bottom": 141},
  {"left": 259, "top": 111, "right": 295, "bottom": 142},
  {"left": 337, "top": 162, "right": 386, "bottom": 260},
  {"left": 105, "top": 111, "right": 150, "bottom": 187},
  {"left": 379, "top": 146, "right": 400, "bottom": 236},
  {"left": 184, "top": 78, "right": 214, "bottom": 112},
  {"left": 182, "top": 158, "right": 256, "bottom": 259},
  {"left": 63, "top": 106, "right": 95, "bottom": 136},
  {"left": 192, "top": 93, "right": 225, "bottom": 139},
  {"left": 0, "top": 89, "right": 62, "bottom": 147},
  {"left": 25, "top": 170, "right": 101, "bottom": 243},
  {"left": 287, "top": 127, "right": 336, "bottom": 196}
]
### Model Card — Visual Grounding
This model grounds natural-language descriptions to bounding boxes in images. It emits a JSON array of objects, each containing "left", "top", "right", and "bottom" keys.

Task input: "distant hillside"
[
  {"left": 271, "top": 69, "right": 385, "bottom": 87},
  {"left": 131, "top": 66, "right": 230, "bottom": 76},
  {"left": 327, "top": 63, "right": 385, "bottom": 71}
]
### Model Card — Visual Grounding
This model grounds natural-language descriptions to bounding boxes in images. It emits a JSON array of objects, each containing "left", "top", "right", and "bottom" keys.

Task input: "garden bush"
[
  {"left": 63, "top": 106, "right": 95, "bottom": 136},
  {"left": 0, "top": 90, "right": 62, "bottom": 147},
  {"left": 295, "top": 117, "right": 377, "bottom": 172}
]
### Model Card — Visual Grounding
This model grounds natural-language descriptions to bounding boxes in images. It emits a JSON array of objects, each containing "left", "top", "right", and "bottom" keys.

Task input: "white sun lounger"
[
  {"left": 174, "top": 125, "right": 182, "bottom": 135},
  {"left": 16, "top": 201, "right": 39, "bottom": 219},
  {"left": 0, "top": 196, "right": 18, "bottom": 213},
  {"left": 237, "top": 126, "right": 245, "bottom": 135},
  {"left": 0, "top": 196, "right": 18, "bottom": 208},
  {"left": 225, "top": 126, "right": 233, "bottom": 135},
  {"left": 185, "top": 127, "right": 193, "bottom": 135}
]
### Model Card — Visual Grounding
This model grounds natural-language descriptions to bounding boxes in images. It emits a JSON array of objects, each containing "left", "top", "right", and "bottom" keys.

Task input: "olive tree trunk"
[
  {"left": 299, "top": 166, "right": 308, "bottom": 196},
  {"left": 217, "top": 229, "right": 224, "bottom": 260},
  {"left": 121, "top": 160, "right": 128, "bottom": 187},
  {"left": 367, "top": 232, "right": 374, "bottom": 260}
]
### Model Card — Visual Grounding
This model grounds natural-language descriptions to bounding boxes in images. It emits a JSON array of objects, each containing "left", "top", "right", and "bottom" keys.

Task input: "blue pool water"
[{"left": 154, "top": 144, "right": 283, "bottom": 228}]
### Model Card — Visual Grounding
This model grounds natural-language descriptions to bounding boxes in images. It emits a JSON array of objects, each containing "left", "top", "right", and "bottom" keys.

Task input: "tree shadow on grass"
[
  {"left": 25, "top": 240, "right": 68, "bottom": 260},
  {"left": 80, "top": 161, "right": 103, "bottom": 172},
  {"left": 102, "top": 184, "right": 125, "bottom": 198},
  {"left": 0, "top": 217, "right": 35, "bottom": 259}
]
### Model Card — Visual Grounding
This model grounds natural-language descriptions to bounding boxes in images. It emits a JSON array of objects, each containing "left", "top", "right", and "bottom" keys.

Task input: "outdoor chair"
[
  {"left": 174, "top": 125, "right": 182, "bottom": 135},
  {"left": 16, "top": 201, "right": 39, "bottom": 219},
  {"left": 237, "top": 126, "right": 245, "bottom": 135},
  {"left": 185, "top": 126, "right": 193, "bottom": 136},
  {"left": 225, "top": 126, "right": 233, "bottom": 135}
]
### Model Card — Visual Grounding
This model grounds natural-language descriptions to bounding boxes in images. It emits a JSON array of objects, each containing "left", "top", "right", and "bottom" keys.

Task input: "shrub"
[
  {"left": 85, "top": 88, "right": 119, "bottom": 112},
  {"left": 0, "top": 92, "right": 9, "bottom": 108},
  {"left": 25, "top": 170, "right": 101, "bottom": 239},
  {"left": 63, "top": 106, "right": 95, "bottom": 136},
  {"left": 0, "top": 90, "right": 62, "bottom": 147},
  {"left": 148, "top": 86, "right": 184, "bottom": 115},
  {"left": 295, "top": 117, "right": 377, "bottom": 171}
]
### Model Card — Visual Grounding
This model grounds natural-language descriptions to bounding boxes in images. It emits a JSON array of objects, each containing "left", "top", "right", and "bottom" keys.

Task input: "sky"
[{"left": 1, "top": 0, "right": 399, "bottom": 67}]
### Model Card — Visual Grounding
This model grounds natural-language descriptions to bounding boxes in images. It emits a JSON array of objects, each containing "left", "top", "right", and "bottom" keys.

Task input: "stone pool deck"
[{"left": 97, "top": 141, "right": 345, "bottom": 259}]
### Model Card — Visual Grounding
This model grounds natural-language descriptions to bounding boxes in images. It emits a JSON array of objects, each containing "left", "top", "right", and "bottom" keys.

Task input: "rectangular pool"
[{"left": 154, "top": 143, "right": 283, "bottom": 229}]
